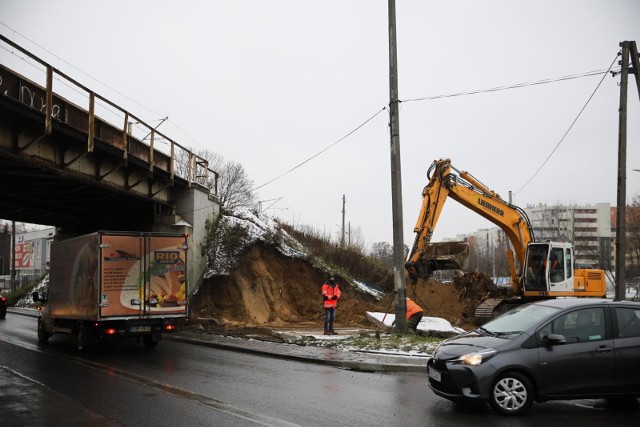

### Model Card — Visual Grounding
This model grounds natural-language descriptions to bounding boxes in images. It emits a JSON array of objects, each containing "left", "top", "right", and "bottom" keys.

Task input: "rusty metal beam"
[
  {"left": 45, "top": 66, "right": 53, "bottom": 135},
  {"left": 88, "top": 92, "right": 95, "bottom": 152},
  {"left": 150, "top": 181, "right": 172, "bottom": 198},
  {"left": 149, "top": 129, "right": 155, "bottom": 176},
  {"left": 122, "top": 112, "right": 129, "bottom": 162},
  {"left": 96, "top": 162, "right": 120, "bottom": 181}
]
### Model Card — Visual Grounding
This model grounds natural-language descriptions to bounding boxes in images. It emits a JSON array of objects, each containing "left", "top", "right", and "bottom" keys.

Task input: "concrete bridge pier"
[{"left": 154, "top": 184, "right": 221, "bottom": 300}]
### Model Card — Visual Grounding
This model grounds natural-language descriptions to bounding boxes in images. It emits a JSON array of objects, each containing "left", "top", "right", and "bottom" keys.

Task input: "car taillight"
[
  {"left": 104, "top": 328, "right": 118, "bottom": 335},
  {"left": 1, "top": 297, "right": 6, "bottom": 302},
  {"left": 164, "top": 324, "right": 177, "bottom": 331}
]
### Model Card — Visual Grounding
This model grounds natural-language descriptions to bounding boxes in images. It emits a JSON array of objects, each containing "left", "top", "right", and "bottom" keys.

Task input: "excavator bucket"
[
  {"left": 424, "top": 241, "right": 470, "bottom": 271},
  {"left": 406, "top": 241, "right": 470, "bottom": 280}
]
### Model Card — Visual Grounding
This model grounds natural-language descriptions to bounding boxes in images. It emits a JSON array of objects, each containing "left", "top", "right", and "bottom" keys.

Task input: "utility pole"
[
  {"left": 615, "top": 41, "right": 637, "bottom": 300},
  {"left": 615, "top": 41, "right": 629, "bottom": 301},
  {"left": 11, "top": 220, "right": 16, "bottom": 292},
  {"left": 388, "top": 0, "right": 406, "bottom": 332},
  {"left": 615, "top": 41, "right": 640, "bottom": 300},
  {"left": 341, "top": 195, "right": 346, "bottom": 247}
]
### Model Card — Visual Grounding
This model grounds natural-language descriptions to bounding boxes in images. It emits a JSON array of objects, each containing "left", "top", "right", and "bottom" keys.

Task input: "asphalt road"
[{"left": 1, "top": 313, "right": 638, "bottom": 426}]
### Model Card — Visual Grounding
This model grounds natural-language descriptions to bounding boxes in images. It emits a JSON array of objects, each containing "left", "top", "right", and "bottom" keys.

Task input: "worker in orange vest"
[
  {"left": 322, "top": 273, "right": 342, "bottom": 335},
  {"left": 406, "top": 297, "right": 425, "bottom": 333}
]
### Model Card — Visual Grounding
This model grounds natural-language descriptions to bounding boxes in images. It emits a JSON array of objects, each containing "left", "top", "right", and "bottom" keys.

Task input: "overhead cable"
[
  {"left": 253, "top": 107, "right": 387, "bottom": 191},
  {"left": 514, "top": 55, "right": 619, "bottom": 195},
  {"left": 402, "top": 69, "right": 618, "bottom": 104}
]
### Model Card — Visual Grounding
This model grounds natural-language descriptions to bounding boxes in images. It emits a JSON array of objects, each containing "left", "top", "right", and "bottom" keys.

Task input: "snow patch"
[
  {"left": 352, "top": 280, "right": 384, "bottom": 300},
  {"left": 366, "top": 311, "right": 465, "bottom": 337}
]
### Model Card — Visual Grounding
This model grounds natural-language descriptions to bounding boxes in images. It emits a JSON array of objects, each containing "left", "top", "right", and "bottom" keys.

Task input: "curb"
[
  {"left": 166, "top": 332, "right": 427, "bottom": 373},
  {"left": 7, "top": 308, "right": 428, "bottom": 373}
]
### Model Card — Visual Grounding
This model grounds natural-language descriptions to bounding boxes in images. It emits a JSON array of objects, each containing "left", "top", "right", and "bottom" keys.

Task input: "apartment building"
[{"left": 524, "top": 203, "right": 611, "bottom": 269}]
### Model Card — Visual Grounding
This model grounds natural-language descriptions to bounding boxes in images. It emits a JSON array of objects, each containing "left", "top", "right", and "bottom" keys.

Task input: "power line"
[
  {"left": 514, "top": 55, "right": 619, "bottom": 195},
  {"left": 401, "top": 69, "right": 618, "bottom": 103},
  {"left": 0, "top": 23, "right": 166, "bottom": 121},
  {"left": 3, "top": 20, "right": 621, "bottom": 200},
  {"left": 253, "top": 107, "right": 387, "bottom": 191}
]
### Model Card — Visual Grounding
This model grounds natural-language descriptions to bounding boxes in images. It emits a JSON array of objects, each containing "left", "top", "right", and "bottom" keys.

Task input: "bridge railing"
[{"left": 0, "top": 34, "right": 218, "bottom": 197}]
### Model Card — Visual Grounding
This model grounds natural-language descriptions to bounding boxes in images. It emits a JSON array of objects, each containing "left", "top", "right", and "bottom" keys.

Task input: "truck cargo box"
[{"left": 36, "top": 231, "right": 189, "bottom": 349}]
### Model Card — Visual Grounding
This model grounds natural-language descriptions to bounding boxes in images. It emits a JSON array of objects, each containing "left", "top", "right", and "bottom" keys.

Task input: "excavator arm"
[{"left": 406, "top": 159, "right": 536, "bottom": 293}]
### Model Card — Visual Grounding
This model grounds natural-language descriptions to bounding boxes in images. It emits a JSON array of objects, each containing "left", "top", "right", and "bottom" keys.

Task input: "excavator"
[{"left": 405, "top": 158, "right": 607, "bottom": 320}]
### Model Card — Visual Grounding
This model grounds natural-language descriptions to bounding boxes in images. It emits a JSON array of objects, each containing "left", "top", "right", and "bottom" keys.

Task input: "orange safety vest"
[
  {"left": 406, "top": 298, "right": 424, "bottom": 320},
  {"left": 322, "top": 283, "right": 341, "bottom": 309}
]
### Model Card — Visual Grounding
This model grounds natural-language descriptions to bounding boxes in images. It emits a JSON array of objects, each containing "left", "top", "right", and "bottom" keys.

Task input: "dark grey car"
[{"left": 427, "top": 298, "right": 640, "bottom": 415}]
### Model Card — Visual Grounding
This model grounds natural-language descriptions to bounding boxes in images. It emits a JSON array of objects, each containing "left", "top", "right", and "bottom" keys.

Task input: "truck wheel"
[
  {"left": 37, "top": 318, "right": 50, "bottom": 343},
  {"left": 489, "top": 371, "right": 534, "bottom": 416},
  {"left": 77, "top": 323, "right": 86, "bottom": 351},
  {"left": 143, "top": 335, "right": 158, "bottom": 350}
]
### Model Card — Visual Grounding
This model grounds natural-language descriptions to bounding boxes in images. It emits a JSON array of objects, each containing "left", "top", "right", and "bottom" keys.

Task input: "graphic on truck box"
[{"left": 100, "top": 234, "right": 187, "bottom": 317}]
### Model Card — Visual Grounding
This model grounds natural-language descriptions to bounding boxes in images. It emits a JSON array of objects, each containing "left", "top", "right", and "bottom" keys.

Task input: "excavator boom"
[{"left": 406, "top": 158, "right": 535, "bottom": 294}]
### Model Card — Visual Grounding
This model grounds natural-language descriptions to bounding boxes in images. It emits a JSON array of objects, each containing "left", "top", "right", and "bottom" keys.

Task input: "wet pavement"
[
  {"left": 169, "top": 329, "right": 429, "bottom": 373},
  {"left": 7, "top": 307, "right": 429, "bottom": 373},
  {"left": 2, "top": 308, "right": 428, "bottom": 425}
]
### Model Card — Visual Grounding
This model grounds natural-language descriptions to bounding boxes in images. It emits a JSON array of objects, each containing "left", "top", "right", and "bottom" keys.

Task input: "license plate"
[
  {"left": 428, "top": 366, "right": 441, "bottom": 382},
  {"left": 130, "top": 326, "right": 151, "bottom": 333}
]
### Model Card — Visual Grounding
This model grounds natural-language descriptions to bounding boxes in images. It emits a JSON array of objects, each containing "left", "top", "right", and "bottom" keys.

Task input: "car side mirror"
[
  {"left": 545, "top": 333, "right": 567, "bottom": 345},
  {"left": 32, "top": 291, "right": 47, "bottom": 303}
]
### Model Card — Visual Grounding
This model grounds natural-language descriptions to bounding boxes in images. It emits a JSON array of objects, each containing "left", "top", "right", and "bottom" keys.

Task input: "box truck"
[{"left": 33, "top": 231, "right": 189, "bottom": 350}]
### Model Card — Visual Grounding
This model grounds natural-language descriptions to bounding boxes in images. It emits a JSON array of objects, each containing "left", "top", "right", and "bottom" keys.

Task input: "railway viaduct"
[{"left": 0, "top": 35, "right": 221, "bottom": 289}]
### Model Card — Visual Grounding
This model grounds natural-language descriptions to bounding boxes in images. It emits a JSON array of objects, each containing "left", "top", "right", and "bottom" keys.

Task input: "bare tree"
[
  {"left": 370, "top": 242, "right": 393, "bottom": 266},
  {"left": 176, "top": 148, "right": 256, "bottom": 213},
  {"left": 346, "top": 226, "right": 366, "bottom": 251},
  {"left": 628, "top": 193, "right": 640, "bottom": 277},
  {"left": 217, "top": 161, "right": 256, "bottom": 213}
]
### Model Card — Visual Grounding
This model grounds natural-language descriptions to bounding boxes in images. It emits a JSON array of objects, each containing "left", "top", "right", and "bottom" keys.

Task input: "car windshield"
[{"left": 481, "top": 303, "right": 561, "bottom": 335}]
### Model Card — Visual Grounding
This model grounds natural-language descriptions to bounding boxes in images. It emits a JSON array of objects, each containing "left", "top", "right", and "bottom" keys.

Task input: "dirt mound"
[
  {"left": 408, "top": 271, "right": 505, "bottom": 330},
  {"left": 191, "top": 242, "right": 501, "bottom": 332}
]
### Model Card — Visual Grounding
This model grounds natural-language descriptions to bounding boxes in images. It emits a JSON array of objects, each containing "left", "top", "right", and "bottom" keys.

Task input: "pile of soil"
[
  {"left": 407, "top": 271, "right": 507, "bottom": 330},
  {"left": 191, "top": 242, "right": 503, "bottom": 333}
]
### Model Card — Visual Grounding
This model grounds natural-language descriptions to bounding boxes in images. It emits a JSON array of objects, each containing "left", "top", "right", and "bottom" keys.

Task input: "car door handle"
[{"left": 596, "top": 345, "right": 613, "bottom": 353}]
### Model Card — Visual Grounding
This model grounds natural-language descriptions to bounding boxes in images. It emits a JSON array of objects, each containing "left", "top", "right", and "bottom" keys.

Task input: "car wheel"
[
  {"left": 489, "top": 372, "right": 534, "bottom": 416},
  {"left": 37, "top": 318, "right": 50, "bottom": 343}
]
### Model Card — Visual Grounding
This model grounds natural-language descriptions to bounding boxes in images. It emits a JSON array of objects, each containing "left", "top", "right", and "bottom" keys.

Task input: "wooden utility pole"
[
  {"left": 615, "top": 41, "right": 640, "bottom": 300},
  {"left": 388, "top": 0, "right": 406, "bottom": 332},
  {"left": 11, "top": 220, "right": 16, "bottom": 292},
  {"left": 341, "top": 195, "right": 346, "bottom": 247}
]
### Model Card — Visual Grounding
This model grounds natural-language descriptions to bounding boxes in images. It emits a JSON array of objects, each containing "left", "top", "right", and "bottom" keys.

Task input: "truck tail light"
[
  {"left": 104, "top": 328, "right": 118, "bottom": 335},
  {"left": 164, "top": 324, "right": 177, "bottom": 331}
]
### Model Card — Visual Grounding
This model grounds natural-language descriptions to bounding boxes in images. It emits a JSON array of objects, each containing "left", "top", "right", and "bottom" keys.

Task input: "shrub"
[
  {"left": 202, "top": 215, "right": 252, "bottom": 277},
  {"left": 278, "top": 221, "right": 394, "bottom": 291}
]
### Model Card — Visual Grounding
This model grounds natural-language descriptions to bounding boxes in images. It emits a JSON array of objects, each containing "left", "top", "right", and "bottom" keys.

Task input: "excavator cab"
[{"left": 523, "top": 242, "right": 575, "bottom": 294}]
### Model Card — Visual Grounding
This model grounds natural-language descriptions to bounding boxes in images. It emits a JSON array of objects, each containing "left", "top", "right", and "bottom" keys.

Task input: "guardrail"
[{"left": 0, "top": 33, "right": 218, "bottom": 196}]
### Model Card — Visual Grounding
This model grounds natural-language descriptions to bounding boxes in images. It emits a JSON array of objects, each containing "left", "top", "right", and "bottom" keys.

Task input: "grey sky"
[{"left": 1, "top": 0, "right": 639, "bottom": 249}]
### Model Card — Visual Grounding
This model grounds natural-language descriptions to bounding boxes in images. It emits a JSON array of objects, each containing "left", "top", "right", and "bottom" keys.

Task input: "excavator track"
[
  {"left": 475, "top": 297, "right": 525, "bottom": 322},
  {"left": 474, "top": 298, "right": 506, "bottom": 322}
]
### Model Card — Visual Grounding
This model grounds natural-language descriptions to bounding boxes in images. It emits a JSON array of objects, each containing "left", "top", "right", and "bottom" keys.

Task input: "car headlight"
[{"left": 456, "top": 349, "right": 497, "bottom": 366}]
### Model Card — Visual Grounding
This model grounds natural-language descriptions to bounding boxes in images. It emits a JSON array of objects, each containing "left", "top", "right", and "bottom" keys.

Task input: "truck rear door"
[{"left": 99, "top": 233, "right": 187, "bottom": 318}]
